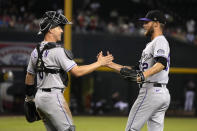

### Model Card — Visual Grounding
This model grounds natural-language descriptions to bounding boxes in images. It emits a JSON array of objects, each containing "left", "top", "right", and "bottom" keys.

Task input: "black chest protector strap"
[
  {"left": 35, "top": 42, "right": 73, "bottom": 86},
  {"left": 36, "top": 43, "right": 62, "bottom": 74}
]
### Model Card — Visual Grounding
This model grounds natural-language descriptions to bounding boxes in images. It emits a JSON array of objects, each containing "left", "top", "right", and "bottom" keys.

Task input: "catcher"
[
  {"left": 105, "top": 10, "right": 170, "bottom": 131},
  {"left": 24, "top": 10, "right": 113, "bottom": 131}
]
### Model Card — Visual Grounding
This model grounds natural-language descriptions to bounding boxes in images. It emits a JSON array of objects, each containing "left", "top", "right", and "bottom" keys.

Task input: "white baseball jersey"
[
  {"left": 139, "top": 35, "right": 170, "bottom": 84},
  {"left": 27, "top": 41, "right": 77, "bottom": 89}
]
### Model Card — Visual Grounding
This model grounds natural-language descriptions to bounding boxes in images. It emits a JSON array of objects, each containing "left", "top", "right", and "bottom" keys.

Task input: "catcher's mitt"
[
  {"left": 24, "top": 98, "right": 41, "bottom": 123},
  {"left": 120, "top": 67, "right": 145, "bottom": 83}
]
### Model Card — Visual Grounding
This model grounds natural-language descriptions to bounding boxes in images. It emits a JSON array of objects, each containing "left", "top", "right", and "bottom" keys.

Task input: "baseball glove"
[
  {"left": 24, "top": 98, "right": 41, "bottom": 123},
  {"left": 120, "top": 67, "right": 145, "bottom": 83}
]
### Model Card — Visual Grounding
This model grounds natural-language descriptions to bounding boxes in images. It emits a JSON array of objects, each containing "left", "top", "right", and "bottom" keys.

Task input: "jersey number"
[
  {"left": 142, "top": 63, "right": 148, "bottom": 71},
  {"left": 142, "top": 54, "right": 170, "bottom": 72}
]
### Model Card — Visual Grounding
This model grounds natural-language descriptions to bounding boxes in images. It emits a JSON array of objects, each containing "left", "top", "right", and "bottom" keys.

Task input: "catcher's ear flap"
[{"left": 24, "top": 101, "right": 41, "bottom": 123}]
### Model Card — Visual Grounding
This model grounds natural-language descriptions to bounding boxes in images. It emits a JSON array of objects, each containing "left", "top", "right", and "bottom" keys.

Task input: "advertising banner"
[{"left": 0, "top": 42, "right": 35, "bottom": 66}]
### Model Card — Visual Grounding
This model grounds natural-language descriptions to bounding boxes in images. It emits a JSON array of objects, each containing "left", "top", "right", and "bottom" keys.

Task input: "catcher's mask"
[{"left": 38, "top": 11, "right": 72, "bottom": 35}]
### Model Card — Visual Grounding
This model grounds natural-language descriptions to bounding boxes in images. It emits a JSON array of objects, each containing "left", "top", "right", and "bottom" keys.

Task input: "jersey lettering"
[{"left": 44, "top": 50, "right": 49, "bottom": 57}]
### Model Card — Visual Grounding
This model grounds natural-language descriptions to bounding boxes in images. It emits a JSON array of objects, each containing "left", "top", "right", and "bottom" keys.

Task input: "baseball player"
[
  {"left": 106, "top": 10, "right": 170, "bottom": 131},
  {"left": 24, "top": 11, "right": 113, "bottom": 131}
]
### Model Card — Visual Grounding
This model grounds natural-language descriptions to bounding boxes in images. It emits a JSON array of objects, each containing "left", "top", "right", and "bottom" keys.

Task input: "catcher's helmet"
[{"left": 38, "top": 11, "right": 72, "bottom": 35}]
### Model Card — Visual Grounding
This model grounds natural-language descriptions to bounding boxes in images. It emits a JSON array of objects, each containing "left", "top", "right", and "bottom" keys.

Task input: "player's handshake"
[{"left": 96, "top": 51, "right": 114, "bottom": 66}]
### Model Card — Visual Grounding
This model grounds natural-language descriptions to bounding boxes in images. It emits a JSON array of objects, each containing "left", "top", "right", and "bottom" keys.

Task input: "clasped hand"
[{"left": 97, "top": 51, "right": 114, "bottom": 66}]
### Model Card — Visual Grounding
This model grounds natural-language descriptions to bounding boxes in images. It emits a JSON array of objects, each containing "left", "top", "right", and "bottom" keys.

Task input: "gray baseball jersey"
[
  {"left": 139, "top": 35, "right": 170, "bottom": 84},
  {"left": 27, "top": 41, "right": 77, "bottom": 131},
  {"left": 27, "top": 41, "right": 77, "bottom": 89},
  {"left": 125, "top": 35, "right": 170, "bottom": 131}
]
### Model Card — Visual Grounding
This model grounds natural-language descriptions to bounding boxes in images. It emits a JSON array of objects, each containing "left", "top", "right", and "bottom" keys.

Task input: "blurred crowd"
[
  {"left": 0, "top": 0, "right": 40, "bottom": 32},
  {"left": 1, "top": 0, "right": 197, "bottom": 45}
]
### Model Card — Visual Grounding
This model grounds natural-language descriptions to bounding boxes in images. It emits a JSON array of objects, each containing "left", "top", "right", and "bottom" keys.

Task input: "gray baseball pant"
[
  {"left": 35, "top": 89, "right": 74, "bottom": 131},
  {"left": 125, "top": 86, "right": 170, "bottom": 131}
]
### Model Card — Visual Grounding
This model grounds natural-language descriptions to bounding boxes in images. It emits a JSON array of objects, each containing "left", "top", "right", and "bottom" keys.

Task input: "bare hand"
[
  {"left": 105, "top": 51, "right": 114, "bottom": 67},
  {"left": 97, "top": 51, "right": 114, "bottom": 66}
]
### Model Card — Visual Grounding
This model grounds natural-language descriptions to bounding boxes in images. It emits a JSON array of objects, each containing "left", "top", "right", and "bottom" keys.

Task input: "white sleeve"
[
  {"left": 27, "top": 49, "right": 37, "bottom": 74},
  {"left": 153, "top": 37, "right": 170, "bottom": 59},
  {"left": 56, "top": 48, "right": 77, "bottom": 72}
]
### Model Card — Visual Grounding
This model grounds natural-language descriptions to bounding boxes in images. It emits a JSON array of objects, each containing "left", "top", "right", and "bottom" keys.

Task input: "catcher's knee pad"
[{"left": 68, "top": 125, "right": 75, "bottom": 131}]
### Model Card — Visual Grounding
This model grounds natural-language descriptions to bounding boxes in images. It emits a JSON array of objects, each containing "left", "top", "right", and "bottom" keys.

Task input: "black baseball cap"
[{"left": 139, "top": 10, "right": 166, "bottom": 24}]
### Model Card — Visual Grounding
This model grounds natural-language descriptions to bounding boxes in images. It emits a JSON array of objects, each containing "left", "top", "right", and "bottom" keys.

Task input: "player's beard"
[{"left": 145, "top": 26, "right": 154, "bottom": 38}]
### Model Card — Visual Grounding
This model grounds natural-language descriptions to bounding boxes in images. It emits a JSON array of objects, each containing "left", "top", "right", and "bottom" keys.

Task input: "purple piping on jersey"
[
  {"left": 128, "top": 88, "right": 147, "bottom": 130},
  {"left": 56, "top": 94, "right": 71, "bottom": 125},
  {"left": 66, "top": 63, "right": 77, "bottom": 72}
]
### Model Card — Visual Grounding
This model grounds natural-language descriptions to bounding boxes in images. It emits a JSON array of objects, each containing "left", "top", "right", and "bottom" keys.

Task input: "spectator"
[
  {"left": 112, "top": 92, "right": 128, "bottom": 112},
  {"left": 184, "top": 80, "right": 196, "bottom": 111},
  {"left": 0, "top": 70, "right": 14, "bottom": 113},
  {"left": 107, "top": 22, "right": 117, "bottom": 33},
  {"left": 186, "top": 19, "right": 195, "bottom": 43},
  {"left": 89, "top": 1, "right": 100, "bottom": 13}
]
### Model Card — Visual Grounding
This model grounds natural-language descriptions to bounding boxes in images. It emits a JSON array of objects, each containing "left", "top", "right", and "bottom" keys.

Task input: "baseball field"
[{"left": 0, "top": 116, "right": 197, "bottom": 131}]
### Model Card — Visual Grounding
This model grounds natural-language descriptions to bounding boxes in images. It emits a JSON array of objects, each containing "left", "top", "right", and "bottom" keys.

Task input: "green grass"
[{"left": 0, "top": 116, "right": 197, "bottom": 131}]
